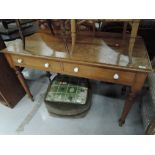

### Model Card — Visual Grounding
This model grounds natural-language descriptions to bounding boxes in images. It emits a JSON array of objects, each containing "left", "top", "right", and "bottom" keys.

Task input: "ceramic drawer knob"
[
  {"left": 17, "top": 59, "right": 23, "bottom": 64},
  {"left": 113, "top": 74, "right": 119, "bottom": 80},
  {"left": 44, "top": 63, "right": 49, "bottom": 68},
  {"left": 73, "top": 67, "right": 79, "bottom": 73}
]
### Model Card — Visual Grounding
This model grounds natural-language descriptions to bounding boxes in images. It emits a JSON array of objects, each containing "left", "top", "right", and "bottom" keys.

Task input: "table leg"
[
  {"left": 119, "top": 73, "right": 147, "bottom": 126},
  {"left": 15, "top": 66, "right": 34, "bottom": 101},
  {"left": 119, "top": 91, "right": 137, "bottom": 126}
]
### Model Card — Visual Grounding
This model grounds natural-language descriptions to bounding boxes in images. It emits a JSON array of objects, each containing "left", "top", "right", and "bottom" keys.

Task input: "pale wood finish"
[
  {"left": 11, "top": 54, "right": 62, "bottom": 72},
  {"left": 128, "top": 20, "right": 140, "bottom": 64},
  {"left": 71, "top": 19, "right": 76, "bottom": 53},
  {"left": 62, "top": 62, "right": 135, "bottom": 86},
  {"left": 10, "top": 53, "right": 135, "bottom": 86},
  {"left": 70, "top": 19, "right": 140, "bottom": 64},
  {"left": 1, "top": 31, "right": 152, "bottom": 126},
  {"left": 2, "top": 32, "right": 152, "bottom": 72}
]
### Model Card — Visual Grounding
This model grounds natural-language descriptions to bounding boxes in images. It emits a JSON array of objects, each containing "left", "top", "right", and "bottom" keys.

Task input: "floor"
[{"left": 0, "top": 71, "right": 144, "bottom": 135}]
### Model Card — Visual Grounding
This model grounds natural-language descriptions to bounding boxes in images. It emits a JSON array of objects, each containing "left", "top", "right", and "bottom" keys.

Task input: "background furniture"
[
  {"left": 141, "top": 72, "right": 155, "bottom": 134},
  {"left": 16, "top": 19, "right": 54, "bottom": 49},
  {"left": 0, "top": 53, "right": 26, "bottom": 108},
  {"left": 0, "top": 19, "right": 37, "bottom": 41},
  {"left": 0, "top": 36, "right": 25, "bottom": 108}
]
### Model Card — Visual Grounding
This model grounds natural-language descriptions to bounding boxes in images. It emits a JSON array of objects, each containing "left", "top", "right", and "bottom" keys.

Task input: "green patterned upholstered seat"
[{"left": 44, "top": 75, "right": 91, "bottom": 116}]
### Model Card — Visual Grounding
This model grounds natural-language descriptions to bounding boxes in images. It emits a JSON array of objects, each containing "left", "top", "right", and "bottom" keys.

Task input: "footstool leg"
[{"left": 46, "top": 71, "right": 52, "bottom": 82}]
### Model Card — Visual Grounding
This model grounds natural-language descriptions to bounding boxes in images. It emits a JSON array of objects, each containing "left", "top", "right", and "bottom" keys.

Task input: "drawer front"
[
  {"left": 63, "top": 62, "right": 135, "bottom": 85},
  {"left": 11, "top": 55, "right": 62, "bottom": 72}
]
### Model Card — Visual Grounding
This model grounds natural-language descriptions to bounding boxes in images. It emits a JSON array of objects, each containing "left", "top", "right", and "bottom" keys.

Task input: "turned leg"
[
  {"left": 128, "top": 20, "right": 140, "bottom": 64},
  {"left": 93, "top": 21, "right": 96, "bottom": 36},
  {"left": 119, "top": 91, "right": 137, "bottom": 126},
  {"left": 122, "top": 22, "right": 128, "bottom": 39},
  {"left": 2, "top": 20, "right": 9, "bottom": 29},
  {"left": 71, "top": 19, "right": 76, "bottom": 53},
  {"left": 16, "top": 20, "right": 25, "bottom": 49},
  {"left": 60, "top": 20, "right": 69, "bottom": 53},
  {"left": 47, "top": 20, "right": 55, "bottom": 35},
  {"left": 119, "top": 73, "right": 147, "bottom": 126},
  {"left": 15, "top": 67, "right": 34, "bottom": 101}
]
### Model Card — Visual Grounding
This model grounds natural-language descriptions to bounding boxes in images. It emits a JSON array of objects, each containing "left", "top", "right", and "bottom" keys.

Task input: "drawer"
[
  {"left": 11, "top": 55, "right": 62, "bottom": 72},
  {"left": 62, "top": 62, "right": 135, "bottom": 85}
]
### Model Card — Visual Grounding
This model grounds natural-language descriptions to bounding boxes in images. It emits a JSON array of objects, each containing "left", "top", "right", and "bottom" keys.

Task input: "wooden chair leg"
[
  {"left": 15, "top": 66, "right": 34, "bottom": 101},
  {"left": 16, "top": 20, "right": 25, "bottom": 49},
  {"left": 93, "top": 21, "right": 96, "bottom": 36},
  {"left": 60, "top": 20, "right": 69, "bottom": 54},
  {"left": 2, "top": 20, "right": 9, "bottom": 29},
  {"left": 71, "top": 19, "right": 76, "bottom": 53},
  {"left": 122, "top": 22, "right": 128, "bottom": 39},
  {"left": 47, "top": 20, "right": 55, "bottom": 35},
  {"left": 128, "top": 20, "right": 140, "bottom": 64}
]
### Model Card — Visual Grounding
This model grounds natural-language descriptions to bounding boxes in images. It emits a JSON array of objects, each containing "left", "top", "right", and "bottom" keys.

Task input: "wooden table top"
[{"left": 1, "top": 31, "right": 152, "bottom": 73}]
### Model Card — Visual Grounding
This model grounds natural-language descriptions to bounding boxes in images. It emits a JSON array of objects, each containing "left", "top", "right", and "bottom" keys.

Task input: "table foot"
[
  {"left": 119, "top": 91, "right": 137, "bottom": 126},
  {"left": 31, "top": 97, "right": 34, "bottom": 102},
  {"left": 118, "top": 119, "right": 125, "bottom": 127}
]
